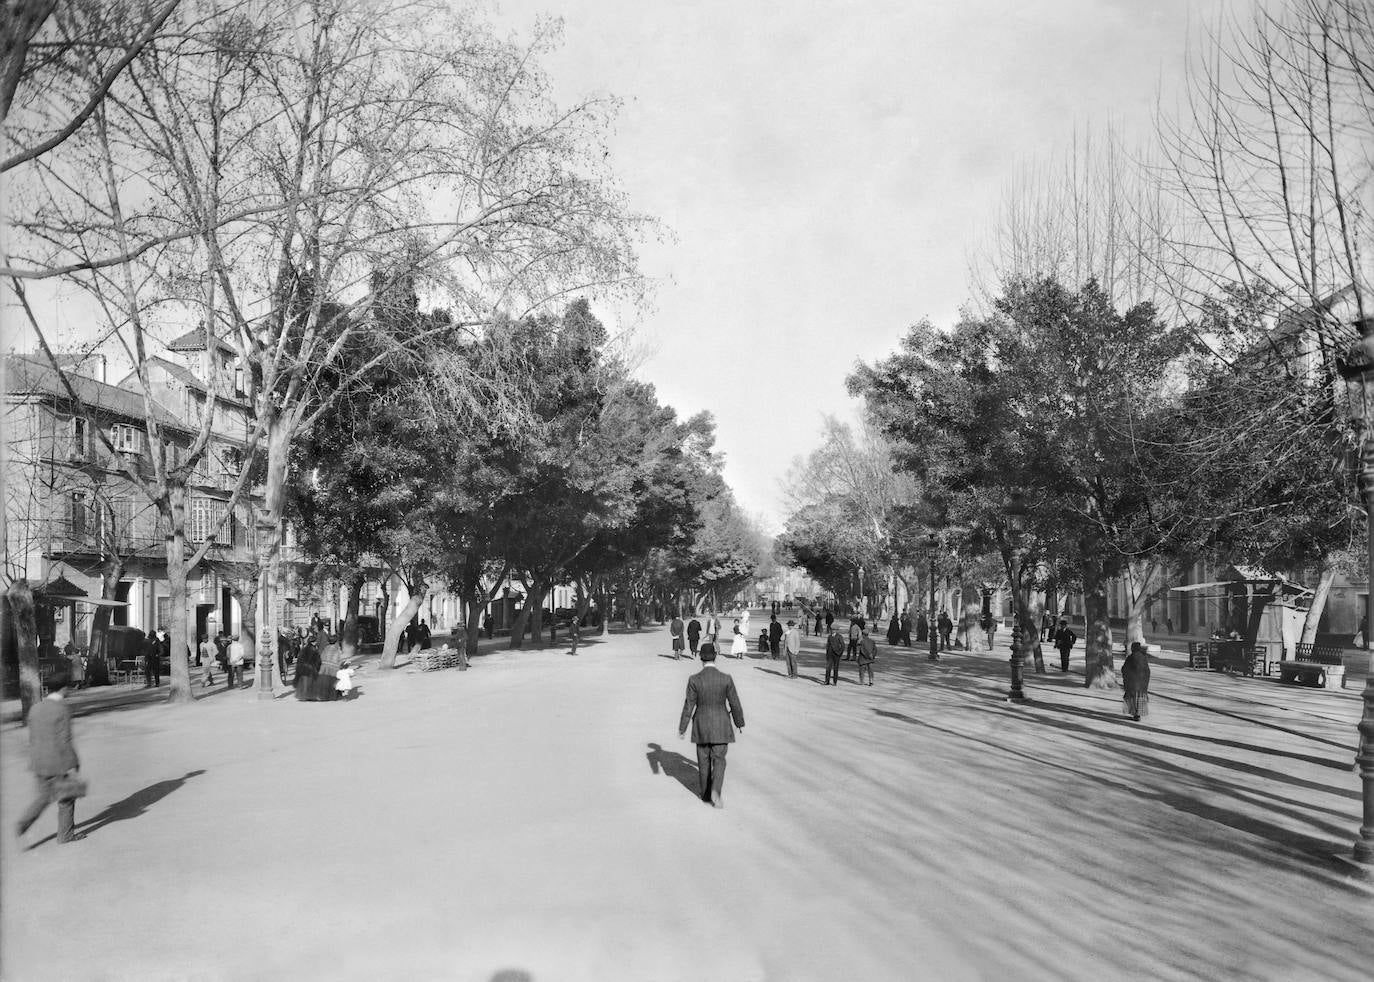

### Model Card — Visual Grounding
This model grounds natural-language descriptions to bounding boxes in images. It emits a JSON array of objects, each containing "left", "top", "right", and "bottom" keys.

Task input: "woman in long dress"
[
  {"left": 738, "top": 608, "right": 751, "bottom": 647},
  {"left": 315, "top": 637, "right": 342, "bottom": 701},
  {"left": 729, "top": 618, "right": 747, "bottom": 658},
  {"left": 293, "top": 637, "right": 320, "bottom": 701},
  {"left": 1122, "top": 641, "right": 1150, "bottom": 721}
]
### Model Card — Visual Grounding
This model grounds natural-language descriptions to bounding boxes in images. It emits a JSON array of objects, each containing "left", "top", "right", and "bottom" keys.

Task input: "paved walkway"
[{"left": 2, "top": 617, "right": 1370, "bottom": 981}]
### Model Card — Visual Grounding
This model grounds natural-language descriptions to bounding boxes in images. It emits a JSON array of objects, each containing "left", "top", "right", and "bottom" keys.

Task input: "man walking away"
[
  {"left": 1053, "top": 619, "right": 1077, "bottom": 672},
  {"left": 938, "top": 610, "right": 954, "bottom": 652},
  {"left": 16, "top": 672, "right": 84, "bottom": 844},
  {"left": 847, "top": 619, "right": 861, "bottom": 661},
  {"left": 686, "top": 615, "right": 702, "bottom": 658},
  {"left": 678, "top": 645, "right": 745, "bottom": 808},
  {"left": 226, "top": 635, "right": 245, "bottom": 689},
  {"left": 857, "top": 627, "right": 877, "bottom": 686},
  {"left": 824, "top": 626, "right": 845, "bottom": 685},
  {"left": 670, "top": 613, "right": 685, "bottom": 660},
  {"left": 980, "top": 611, "right": 996, "bottom": 651},
  {"left": 144, "top": 632, "right": 162, "bottom": 688},
  {"left": 784, "top": 620, "right": 802, "bottom": 678}
]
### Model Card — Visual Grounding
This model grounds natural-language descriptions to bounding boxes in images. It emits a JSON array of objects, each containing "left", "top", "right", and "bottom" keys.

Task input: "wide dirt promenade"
[{"left": 2, "top": 618, "right": 1372, "bottom": 981}]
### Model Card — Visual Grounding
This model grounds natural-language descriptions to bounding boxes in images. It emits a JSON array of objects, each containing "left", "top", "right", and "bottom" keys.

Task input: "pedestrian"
[
  {"left": 1053, "top": 619, "right": 1077, "bottom": 672},
  {"left": 703, "top": 609, "right": 720, "bottom": 648},
  {"left": 336, "top": 660, "right": 358, "bottom": 700},
  {"left": 418, "top": 619, "right": 432, "bottom": 650},
  {"left": 293, "top": 635, "right": 321, "bottom": 700},
  {"left": 1122, "top": 641, "right": 1151, "bottom": 721},
  {"left": 316, "top": 637, "right": 341, "bottom": 701},
  {"left": 824, "top": 626, "right": 845, "bottom": 685},
  {"left": 677, "top": 643, "right": 745, "bottom": 809},
  {"left": 814, "top": 609, "right": 824, "bottom": 635},
  {"left": 900, "top": 611, "right": 912, "bottom": 647},
  {"left": 729, "top": 618, "right": 747, "bottom": 659},
  {"left": 916, "top": 611, "right": 929, "bottom": 643},
  {"left": 980, "top": 611, "right": 996, "bottom": 651},
  {"left": 65, "top": 641, "right": 85, "bottom": 690},
  {"left": 670, "top": 612, "right": 685, "bottom": 660},
  {"left": 199, "top": 636, "right": 216, "bottom": 687},
  {"left": 277, "top": 631, "right": 291, "bottom": 686},
  {"left": 484, "top": 611, "right": 493, "bottom": 639},
  {"left": 16, "top": 671, "right": 86, "bottom": 844},
  {"left": 938, "top": 610, "right": 954, "bottom": 652},
  {"left": 846, "top": 619, "right": 860, "bottom": 660},
  {"left": 226, "top": 634, "right": 245, "bottom": 689},
  {"left": 1039, "top": 611, "right": 1052, "bottom": 642},
  {"left": 143, "top": 631, "right": 161, "bottom": 688},
  {"left": 784, "top": 620, "right": 802, "bottom": 678},
  {"left": 568, "top": 616, "right": 580, "bottom": 656},
  {"left": 686, "top": 615, "right": 702, "bottom": 657},
  {"left": 768, "top": 614, "right": 783, "bottom": 660},
  {"left": 886, "top": 613, "right": 900, "bottom": 646},
  {"left": 857, "top": 627, "right": 877, "bottom": 686}
]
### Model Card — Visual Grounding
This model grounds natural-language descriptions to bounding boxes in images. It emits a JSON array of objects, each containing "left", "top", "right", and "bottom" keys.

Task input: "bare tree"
[
  {"left": 1157, "top": 0, "right": 1372, "bottom": 339},
  {"left": 7, "top": 0, "right": 650, "bottom": 698}
]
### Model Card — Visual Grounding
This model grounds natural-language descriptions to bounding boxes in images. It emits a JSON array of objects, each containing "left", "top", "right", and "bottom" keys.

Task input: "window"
[
  {"left": 189, "top": 497, "right": 228, "bottom": 543},
  {"left": 111, "top": 423, "right": 141, "bottom": 453},
  {"left": 70, "top": 417, "right": 87, "bottom": 458},
  {"left": 234, "top": 366, "right": 246, "bottom": 398},
  {"left": 69, "top": 492, "right": 88, "bottom": 536},
  {"left": 221, "top": 445, "right": 242, "bottom": 476}
]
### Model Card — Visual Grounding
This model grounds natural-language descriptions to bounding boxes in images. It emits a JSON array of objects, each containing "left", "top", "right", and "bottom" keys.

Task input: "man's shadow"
[
  {"left": 77, "top": 769, "right": 207, "bottom": 837},
  {"left": 645, "top": 742, "right": 700, "bottom": 799}
]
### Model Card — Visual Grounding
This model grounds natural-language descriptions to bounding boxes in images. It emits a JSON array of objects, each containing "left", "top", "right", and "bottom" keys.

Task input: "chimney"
[{"left": 54, "top": 352, "right": 107, "bottom": 383}]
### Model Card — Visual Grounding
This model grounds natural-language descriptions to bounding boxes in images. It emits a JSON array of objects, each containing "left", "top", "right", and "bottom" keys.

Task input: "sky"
[
  {"left": 492, "top": 0, "right": 1229, "bottom": 530},
  {"left": 2, "top": 0, "right": 1236, "bottom": 532}
]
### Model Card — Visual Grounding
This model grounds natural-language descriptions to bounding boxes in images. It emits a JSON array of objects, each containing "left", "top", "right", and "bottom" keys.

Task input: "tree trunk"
[
  {"left": 254, "top": 417, "right": 293, "bottom": 698},
  {"left": 89, "top": 562, "right": 124, "bottom": 681},
  {"left": 9, "top": 580, "right": 40, "bottom": 721},
  {"left": 1300, "top": 562, "right": 1337, "bottom": 644},
  {"left": 381, "top": 582, "right": 427, "bottom": 669},
  {"left": 341, "top": 572, "right": 365, "bottom": 660},
  {"left": 509, "top": 603, "right": 531, "bottom": 649},
  {"left": 164, "top": 513, "right": 194, "bottom": 703},
  {"left": 1123, "top": 559, "right": 1157, "bottom": 648},
  {"left": 527, "top": 579, "right": 548, "bottom": 647},
  {"left": 1082, "top": 557, "right": 1116, "bottom": 689},
  {"left": 235, "top": 584, "right": 258, "bottom": 669}
]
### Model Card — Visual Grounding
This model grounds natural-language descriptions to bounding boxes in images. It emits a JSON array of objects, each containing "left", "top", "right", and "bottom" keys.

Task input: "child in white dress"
[{"left": 336, "top": 661, "right": 357, "bottom": 699}]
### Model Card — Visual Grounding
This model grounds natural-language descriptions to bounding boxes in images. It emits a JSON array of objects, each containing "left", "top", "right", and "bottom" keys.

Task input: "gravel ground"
[{"left": 2, "top": 619, "right": 1371, "bottom": 982}]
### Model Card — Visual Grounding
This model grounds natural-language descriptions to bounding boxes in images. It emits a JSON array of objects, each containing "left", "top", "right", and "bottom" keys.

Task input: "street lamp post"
[
  {"left": 923, "top": 532, "right": 939, "bottom": 661},
  {"left": 1339, "top": 315, "right": 1374, "bottom": 867},
  {"left": 1003, "top": 492, "right": 1030, "bottom": 704}
]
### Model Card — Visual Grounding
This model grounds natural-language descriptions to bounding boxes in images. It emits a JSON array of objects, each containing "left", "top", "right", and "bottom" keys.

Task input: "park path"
[{"left": 1, "top": 619, "right": 1371, "bottom": 981}]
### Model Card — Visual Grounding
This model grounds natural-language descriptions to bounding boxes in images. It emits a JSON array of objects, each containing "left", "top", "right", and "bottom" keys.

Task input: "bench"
[
  {"left": 1188, "top": 641, "right": 1268, "bottom": 676},
  {"left": 1278, "top": 643, "right": 1344, "bottom": 686}
]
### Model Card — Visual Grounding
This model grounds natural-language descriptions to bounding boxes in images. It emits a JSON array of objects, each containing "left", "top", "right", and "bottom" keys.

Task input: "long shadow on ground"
[
  {"left": 645, "top": 742, "right": 700, "bottom": 800},
  {"left": 77, "top": 770, "right": 208, "bottom": 838}
]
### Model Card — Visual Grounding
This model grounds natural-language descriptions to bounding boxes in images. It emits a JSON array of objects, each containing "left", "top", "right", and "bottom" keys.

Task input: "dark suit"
[
  {"left": 678, "top": 665, "right": 745, "bottom": 804},
  {"left": 824, "top": 630, "right": 845, "bottom": 685},
  {"left": 18, "top": 696, "right": 81, "bottom": 842}
]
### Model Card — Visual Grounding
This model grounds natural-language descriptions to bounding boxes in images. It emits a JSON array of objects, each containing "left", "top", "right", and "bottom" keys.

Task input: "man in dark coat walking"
[
  {"left": 17, "top": 672, "right": 84, "bottom": 843},
  {"left": 686, "top": 615, "right": 702, "bottom": 658},
  {"left": 678, "top": 646, "right": 745, "bottom": 808},
  {"left": 768, "top": 614, "right": 783, "bottom": 660},
  {"left": 824, "top": 625, "right": 845, "bottom": 685}
]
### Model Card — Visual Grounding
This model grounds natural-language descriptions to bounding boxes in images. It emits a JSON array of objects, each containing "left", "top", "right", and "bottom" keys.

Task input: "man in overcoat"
[
  {"left": 824, "top": 625, "right": 845, "bottom": 685},
  {"left": 678, "top": 646, "right": 745, "bottom": 808},
  {"left": 17, "top": 672, "right": 83, "bottom": 843}
]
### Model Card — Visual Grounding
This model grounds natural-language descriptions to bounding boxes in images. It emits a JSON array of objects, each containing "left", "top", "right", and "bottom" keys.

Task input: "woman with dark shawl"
[
  {"left": 886, "top": 614, "right": 901, "bottom": 646},
  {"left": 314, "top": 636, "right": 342, "bottom": 701},
  {"left": 1122, "top": 641, "right": 1151, "bottom": 721},
  {"left": 293, "top": 635, "right": 321, "bottom": 701}
]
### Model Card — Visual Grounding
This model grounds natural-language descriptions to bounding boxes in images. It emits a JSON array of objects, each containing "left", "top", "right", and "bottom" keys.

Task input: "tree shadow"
[
  {"left": 77, "top": 770, "right": 207, "bottom": 837},
  {"left": 645, "top": 742, "right": 700, "bottom": 799}
]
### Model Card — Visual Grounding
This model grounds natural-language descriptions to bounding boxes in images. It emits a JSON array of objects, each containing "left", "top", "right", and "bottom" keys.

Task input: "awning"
[
  {"left": 73, "top": 597, "right": 129, "bottom": 608},
  {"left": 34, "top": 574, "right": 88, "bottom": 599},
  {"left": 1169, "top": 580, "right": 1313, "bottom": 597}
]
